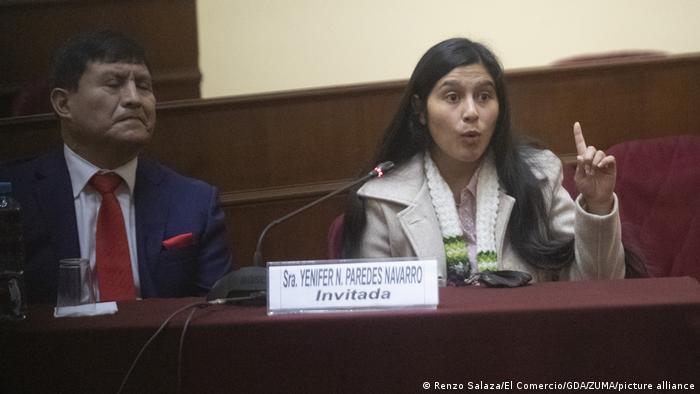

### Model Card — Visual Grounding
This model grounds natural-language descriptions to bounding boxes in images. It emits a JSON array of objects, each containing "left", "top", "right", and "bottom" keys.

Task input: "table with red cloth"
[{"left": 2, "top": 277, "right": 699, "bottom": 393}]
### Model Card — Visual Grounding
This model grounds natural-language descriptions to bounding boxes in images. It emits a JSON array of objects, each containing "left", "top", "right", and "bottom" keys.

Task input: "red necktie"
[{"left": 90, "top": 173, "right": 136, "bottom": 301}]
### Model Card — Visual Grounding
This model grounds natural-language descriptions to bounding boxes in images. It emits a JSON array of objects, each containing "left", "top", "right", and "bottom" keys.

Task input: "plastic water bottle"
[{"left": 0, "top": 182, "right": 27, "bottom": 321}]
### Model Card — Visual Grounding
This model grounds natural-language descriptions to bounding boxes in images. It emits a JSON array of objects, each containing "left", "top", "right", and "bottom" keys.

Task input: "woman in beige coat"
[{"left": 341, "top": 38, "right": 625, "bottom": 285}]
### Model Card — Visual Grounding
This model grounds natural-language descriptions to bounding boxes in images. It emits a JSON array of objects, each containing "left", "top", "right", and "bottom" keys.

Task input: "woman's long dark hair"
[{"left": 341, "top": 37, "right": 575, "bottom": 270}]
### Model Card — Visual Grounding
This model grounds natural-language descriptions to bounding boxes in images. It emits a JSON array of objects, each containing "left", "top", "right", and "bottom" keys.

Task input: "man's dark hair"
[{"left": 52, "top": 30, "right": 150, "bottom": 91}]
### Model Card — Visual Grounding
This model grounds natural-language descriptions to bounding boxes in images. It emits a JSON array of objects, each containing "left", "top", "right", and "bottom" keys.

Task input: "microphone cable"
[
  {"left": 177, "top": 305, "right": 198, "bottom": 394},
  {"left": 117, "top": 294, "right": 265, "bottom": 394}
]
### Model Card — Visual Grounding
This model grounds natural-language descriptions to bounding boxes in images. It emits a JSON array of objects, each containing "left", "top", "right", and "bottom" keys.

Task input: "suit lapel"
[
  {"left": 134, "top": 159, "right": 168, "bottom": 297},
  {"left": 398, "top": 183, "right": 444, "bottom": 260},
  {"left": 360, "top": 155, "right": 447, "bottom": 277},
  {"left": 33, "top": 151, "right": 80, "bottom": 261}
]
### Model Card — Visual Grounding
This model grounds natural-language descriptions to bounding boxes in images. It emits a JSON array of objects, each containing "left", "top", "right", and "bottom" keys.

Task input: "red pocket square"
[{"left": 162, "top": 233, "right": 195, "bottom": 249}]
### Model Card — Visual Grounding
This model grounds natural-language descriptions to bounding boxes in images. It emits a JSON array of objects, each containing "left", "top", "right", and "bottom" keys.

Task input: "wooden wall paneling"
[
  {"left": 0, "top": 114, "right": 60, "bottom": 163},
  {"left": 151, "top": 83, "right": 404, "bottom": 191},
  {"left": 225, "top": 195, "right": 347, "bottom": 267},
  {"left": 506, "top": 55, "right": 700, "bottom": 160},
  {"left": 0, "top": 0, "right": 200, "bottom": 117}
]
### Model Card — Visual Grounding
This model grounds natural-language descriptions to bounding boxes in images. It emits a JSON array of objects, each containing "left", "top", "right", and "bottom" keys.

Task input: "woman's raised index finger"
[{"left": 573, "top": 122, "right": 588, "bottom": 156}]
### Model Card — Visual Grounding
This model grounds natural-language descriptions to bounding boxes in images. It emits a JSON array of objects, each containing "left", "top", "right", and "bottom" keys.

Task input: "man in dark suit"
[{"left": 0, "top": 30, "right": 233, "bottom": 304}]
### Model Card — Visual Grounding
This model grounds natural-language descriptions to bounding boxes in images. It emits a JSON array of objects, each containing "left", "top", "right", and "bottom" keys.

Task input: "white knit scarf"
[{"left": 423, "top": 150, "right": 500, "bottom": 282}]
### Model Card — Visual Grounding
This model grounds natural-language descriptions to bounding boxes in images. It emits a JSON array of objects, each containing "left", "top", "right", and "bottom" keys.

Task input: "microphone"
[{"left": 207, "top": 161, "right": 395, "bottom": 301}]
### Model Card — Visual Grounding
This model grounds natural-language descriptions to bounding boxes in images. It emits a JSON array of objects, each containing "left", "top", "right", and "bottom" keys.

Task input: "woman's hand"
[{"left": 573, "top": 122, "right": 616, "bottom": 214}]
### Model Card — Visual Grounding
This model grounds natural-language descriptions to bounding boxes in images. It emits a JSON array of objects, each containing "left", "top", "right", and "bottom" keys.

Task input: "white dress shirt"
[{"left": 63, "top": 145, "right": 142, "bottom": 300}]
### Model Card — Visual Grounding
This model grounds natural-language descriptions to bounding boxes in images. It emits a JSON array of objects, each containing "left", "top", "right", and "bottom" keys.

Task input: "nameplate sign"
[{"left": 267, "top": 258, "right": 438, "bottom": 315}]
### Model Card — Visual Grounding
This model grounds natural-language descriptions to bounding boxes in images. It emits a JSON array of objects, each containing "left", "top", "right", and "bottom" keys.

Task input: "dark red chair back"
[
  {"left": 327, "top": 214, "right": 345, "bottom": 259},
  {"left": 564, "top": 135, "right": 700, "bottom": 280}
]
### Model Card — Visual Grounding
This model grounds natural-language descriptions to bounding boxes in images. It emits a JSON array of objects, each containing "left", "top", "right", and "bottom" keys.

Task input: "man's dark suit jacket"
[{"left": 0, "top": 150, "right": 234, "bottom": 304}]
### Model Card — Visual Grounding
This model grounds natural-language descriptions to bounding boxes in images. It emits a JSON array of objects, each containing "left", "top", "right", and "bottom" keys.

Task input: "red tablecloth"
[{"left": 2, "top": 277, "right": 699, "bottom": 393}]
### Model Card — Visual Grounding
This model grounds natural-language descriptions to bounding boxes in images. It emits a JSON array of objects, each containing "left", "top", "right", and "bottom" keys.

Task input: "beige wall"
[{"left": 197, "top": 0, "right": 700, "bottom": 98}]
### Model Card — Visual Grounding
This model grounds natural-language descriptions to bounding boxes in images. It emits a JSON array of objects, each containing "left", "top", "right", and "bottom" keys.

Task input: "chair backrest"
[
  {"left": 609, "top": 135, "right": 700, "bottom": 280},
  {"left": 326, "top": 214, "right": 345, "bottom": 259},
  {"left": 563, "top": 135, "right": 700, "bottom": 280}
]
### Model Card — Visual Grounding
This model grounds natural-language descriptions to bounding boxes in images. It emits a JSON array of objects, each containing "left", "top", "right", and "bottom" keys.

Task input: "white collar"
[{"left": 63, "top": 144, "right": 138, "bottom": 198}]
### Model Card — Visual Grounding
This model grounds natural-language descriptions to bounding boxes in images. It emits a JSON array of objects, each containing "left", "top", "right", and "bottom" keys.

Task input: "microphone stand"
[{"left": 207, "top": 162, "right": 395, "bottom": 301}]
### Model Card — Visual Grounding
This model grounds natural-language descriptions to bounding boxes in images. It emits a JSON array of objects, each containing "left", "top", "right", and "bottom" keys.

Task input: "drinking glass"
[{"left": 56, "top": 258, "right": 96, "bottom": 308}]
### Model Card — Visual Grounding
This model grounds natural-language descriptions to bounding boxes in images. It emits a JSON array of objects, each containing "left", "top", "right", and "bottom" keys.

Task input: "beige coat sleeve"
[{"left": 535, "top": 150, "right": 625, "bottom": 280}]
